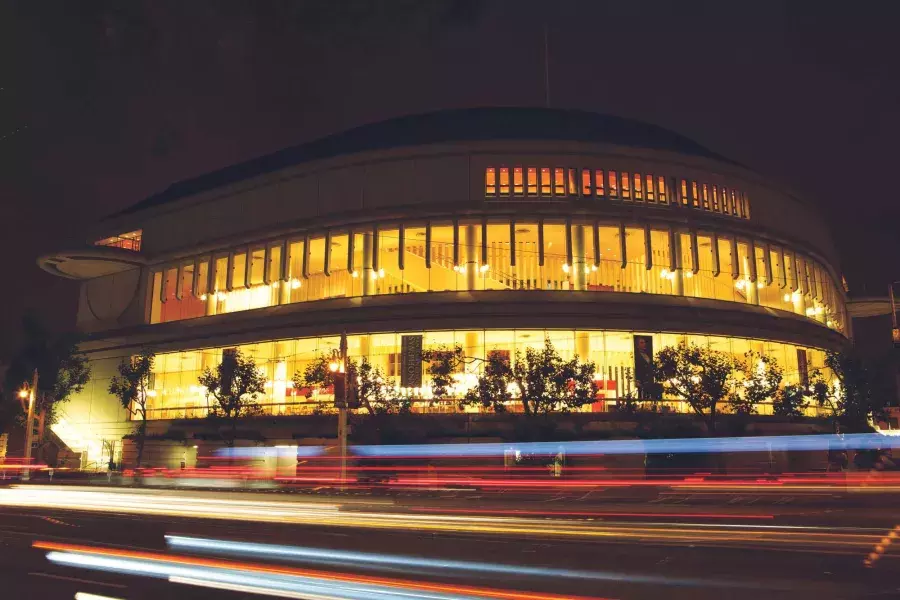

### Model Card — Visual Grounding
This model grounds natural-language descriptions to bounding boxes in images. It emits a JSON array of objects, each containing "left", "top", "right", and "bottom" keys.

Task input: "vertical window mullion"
[
  {"left": 226, "top": 251, "right": 235, "bottom": 291},
  {"left": 452, "top": 219, "right": 459, "bottom": 267},
  {"left": 509, "top": 221, "right": 517, "bottom": 267},
  {"left": 347, "top": 232, "right": 355, "bottom": 274},
  {"left": 324, "top": 231, "right": 332, "bottom": 276},
  {"left": 711, "top": 233, "right": 720, "bottom": 276},
  {"left": 730, "top": 237, "right": 739, "bottom": 279},
  {"left": 398, "top": 225, "right": 406, "bottom": 270},
  {"left": 243, "top": 248, "right": 252, "bottom": 289},
  {"left": 159, "top": 269, "right": 168, "bottom": 303},
  {"left": 208, "top": 255, "right": 219, "bottom": 291},
  {"left": 263, "top": 245, "right": 272, "bottom": 284},
  {"left": 668, "top": 229, "right": 677, "bottom": 271},
  {"left": 192, "top": 258, "right": 202, "bottom": 297},
  {"left": 425, "top": 221, "right": 432, "bottom": 268},
  {"left": 301, "top": 237, "right": 310, "bottom": 279},
  {"left": 644, "top": 226, "right": 652, "bottom": 270},
  {"left": 277, "top": 241, "right": 288, "bottom": 282},
  {"left": 371, "top": 225, "right": 380, "bottom": 272},
  {"left": 538, "top": 220, "right": 545, "bottom": 267},
  {"left": 618, "top": 222, "right": 627, "bottom": 268},
  {"left": 691, "top": 231, "right": 700, "bottom": 275},
  {"left": 480, "top": 219, "right": 488, "bottom": 266},
  {"left": 592, "top": 223, "right": 601, "bottom": 267},
  {"left": 748, "top": 240, "right": 758, "bottom": 283},
  {"left": 175, "top": 263, "right": 184, "bottom": 300},
  {"left": 778, "top": 247, "right": 787, "bottom": 288}
]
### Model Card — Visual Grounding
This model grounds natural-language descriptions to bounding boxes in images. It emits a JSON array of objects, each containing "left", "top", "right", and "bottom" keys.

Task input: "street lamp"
[{"left": 19, "top": 369, "right": 38, "bottom": 482}]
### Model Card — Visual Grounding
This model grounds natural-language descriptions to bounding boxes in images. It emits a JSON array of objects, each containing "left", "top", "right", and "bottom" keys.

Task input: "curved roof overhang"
[{"left": 38, "top": 247, "right": 146, "bottom": 280}]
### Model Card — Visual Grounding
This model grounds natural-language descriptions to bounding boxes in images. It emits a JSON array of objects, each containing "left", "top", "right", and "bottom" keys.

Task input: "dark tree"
[
  {"left": 1, "top": 315, "right": 91, "bottom": 460},
  {"left": 730, "top": 351, "right": 783, "bottom": 415},
  {"left": 422, "top": 344, "right": 468, "bottom": 403},
  {"left": 655, "top": 342, "right": 739, "bottom": 434},
  {"left": 295, "top": 353, "right": 410, "bottom": 415},
  {"left": 199, "top": 349, "right": 266, "bottom": 446},
  {"left": 108, "top": 349, "right": 155, "bottom": 468},
  {"left": 355, "top": 357, "right": 409, "bottom": 415},
  {"left": 462, "top": 339, "right": 598, "bottom": 416},
  {"left": 773, "top": 383, "right": 810, "bottom": 418},
  {"left": 811, "top": 350, "right": 884, "bottom": 433},
  {"left": 293, "top": 354, "right": 336, "bottom": 399}
]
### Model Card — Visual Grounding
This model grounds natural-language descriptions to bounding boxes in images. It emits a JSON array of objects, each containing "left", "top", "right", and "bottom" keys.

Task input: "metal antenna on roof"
[{"left": 543, "top": 24, "right": 551, "bottom": 108}]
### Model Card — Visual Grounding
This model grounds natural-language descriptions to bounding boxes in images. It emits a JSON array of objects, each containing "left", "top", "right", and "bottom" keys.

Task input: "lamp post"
[
  {"left": 329, "top": 332, "right": 349, "bottom": 490},
  {"left": 18, "top": 369, "right": 38, "bottom": 482}
]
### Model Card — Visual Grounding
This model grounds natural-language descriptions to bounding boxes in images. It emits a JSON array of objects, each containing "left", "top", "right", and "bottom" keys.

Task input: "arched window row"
[
  {"left": 484, "top": 166, "right": 750, "bottom": 219},
  {"left": 148, "top": 220, "right": 846, "bottom": 335}
]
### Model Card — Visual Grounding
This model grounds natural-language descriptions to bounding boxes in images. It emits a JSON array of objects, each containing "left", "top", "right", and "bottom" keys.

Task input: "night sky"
[{"left": 1, "top": 1, "right": 899, "bottom": 357}]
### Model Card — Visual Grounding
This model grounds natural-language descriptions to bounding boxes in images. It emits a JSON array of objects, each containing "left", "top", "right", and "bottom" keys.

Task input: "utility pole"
[
  {"left": 890, "top": 281, "right": 899, "bottom": 347},
  {"left": 22, "top": 369, "right": 38, "bottom": 482},
  {"left": 338, "top": 331, "right": 348, "bottom": 489}
]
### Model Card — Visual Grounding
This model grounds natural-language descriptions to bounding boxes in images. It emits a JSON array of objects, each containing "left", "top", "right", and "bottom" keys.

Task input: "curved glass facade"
[
  {"left": 140, "top": 328, "right": 832, "bottom": 421},
  {"left": 150, "top": 219, "right": 847, "bottom": 335}
]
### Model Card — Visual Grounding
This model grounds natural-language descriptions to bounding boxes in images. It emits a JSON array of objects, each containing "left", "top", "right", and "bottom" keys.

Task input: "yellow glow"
[{"left": 18, "top": 389, "right": 28, "bottom": 399}]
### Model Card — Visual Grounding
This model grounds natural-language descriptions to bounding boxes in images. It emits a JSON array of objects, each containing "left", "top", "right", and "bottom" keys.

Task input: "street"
[{"left": 1, "top": 483, "right": 898, "bottom": 599}]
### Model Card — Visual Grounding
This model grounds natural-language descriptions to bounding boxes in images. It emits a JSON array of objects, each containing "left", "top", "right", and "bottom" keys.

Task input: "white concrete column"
[
  {"left": 572, "top": 225, "right": 587, "bottom": 291},
  {"left": 362, "top": 232, "right": 374, "bottom": 296},
  {"left": 465, "top": 224, "right": 477, "bottom": 290}
]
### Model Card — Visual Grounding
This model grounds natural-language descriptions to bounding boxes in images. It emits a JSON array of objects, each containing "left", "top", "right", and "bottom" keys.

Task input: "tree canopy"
[
  {"left": 108, "top": 349, "right": 155, "bottom": 467},
  {"left": 654, "top": 341, "right": 739, "bottom": 433},
  {"left": 199, "top": 349, "right": 265, "bottom": 445},
  {"left": 1, "top": 315, "right": 90, "bottom": 441},
  {"left": 462, "top": 339, "right": 598, "bottom": 416}
]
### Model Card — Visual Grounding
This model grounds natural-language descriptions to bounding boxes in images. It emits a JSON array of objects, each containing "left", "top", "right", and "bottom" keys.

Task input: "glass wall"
[
  {"left": 144, "top": 328, "right": 832, "bottom": 420},
  {"left": 149, "top": 220, "right": 847, "bottom": 336}
]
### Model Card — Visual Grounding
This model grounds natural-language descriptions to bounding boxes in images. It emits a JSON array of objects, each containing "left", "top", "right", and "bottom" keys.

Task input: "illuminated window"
[
  {"left": 645, "top": 174, "right": 654, "bottom": 202},
  {"left": 526, "top": 167, "right": 538, "bottom": 195},
  {"left": 701, "top": 184, "right": 710, "bottom": 210},
  {"left": 691, "top": 181, "right": 699, "bottom": 207},
  {"left": 553, "top": 168, "right": 565, "bottom": 195},
  {"left": 540, "top": 167, "right": 551, "bottom": 195},
  {"left": 499, "top": 167, "right": 510, "bottom": 195},
  {"left": 657, "top": 176, "right": 667, "bottom": 204},
  {"left": 581, "top": 169, "right": 592, "bottom": 196},
  {"left": 712, "top": 185, "right": 720, "bottom": 211},
  {"left": 720, "top": 187, "right": 729, "bottom": 213},
  {"left": 730, "top": 190, "right": 738, "bottom": 215},
  {"left": 608, "top": 171, "right": 618, "bottom": 198},
  {"left": 512, "top": 167, "right": 524, "bottom": 195},
  {"left": 595, "top": 170, "right": 605, "bottom": 196},
  {"left": 95, "top": 229, "right": 142, "bottom": 252},
  {"left": 567, "top": 169, "right": 577, "bottom": 196},
  {"left": 741, "top": 192, "right": 750, "bottom": 219},
  {"left": 633, "top": 173, "right": 642, "bottom": 201},
  {"left": 621, "top": 172, "right": 631, "bottom": 200},
  {"left": 485, "top": 168, "right": 496, "bottom": 196}
]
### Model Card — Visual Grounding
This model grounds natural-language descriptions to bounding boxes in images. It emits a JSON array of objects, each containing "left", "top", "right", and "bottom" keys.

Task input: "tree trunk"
[
  {"left": 227, "top": 418, "right": 236, "bottom": 447},
  {"left": 135, "top": 419, "right": 146, "bottom": 468}
]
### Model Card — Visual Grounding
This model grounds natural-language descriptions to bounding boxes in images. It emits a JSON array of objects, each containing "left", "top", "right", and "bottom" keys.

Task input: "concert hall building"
[{"left": 40, "top": 107, "right": 849, "bottom": 465}]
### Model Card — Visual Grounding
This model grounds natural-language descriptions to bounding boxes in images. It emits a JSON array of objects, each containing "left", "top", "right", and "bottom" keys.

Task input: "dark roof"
[{"left": 110, "top": 107, "right": 736, "bottom": 218}]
